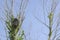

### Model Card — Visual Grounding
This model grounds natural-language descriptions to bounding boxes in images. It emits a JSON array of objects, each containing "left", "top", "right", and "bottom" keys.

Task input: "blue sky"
[{"left": 0, "top": 0, "right": 60, "bottom": 40}]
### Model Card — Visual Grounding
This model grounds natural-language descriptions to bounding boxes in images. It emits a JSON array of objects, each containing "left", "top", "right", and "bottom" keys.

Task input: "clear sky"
[{"left": 0, "top": 0, "right": 60, "bottom": 40}]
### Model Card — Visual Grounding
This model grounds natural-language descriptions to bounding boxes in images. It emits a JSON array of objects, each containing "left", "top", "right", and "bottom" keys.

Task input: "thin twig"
[{"left": 34, "top": 15, "right": 49, "bottom": 28}]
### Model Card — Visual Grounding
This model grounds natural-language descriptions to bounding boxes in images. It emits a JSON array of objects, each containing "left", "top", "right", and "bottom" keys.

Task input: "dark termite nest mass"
[{"left": 11, "top": 18, "right": 19, "bottom": 29}]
